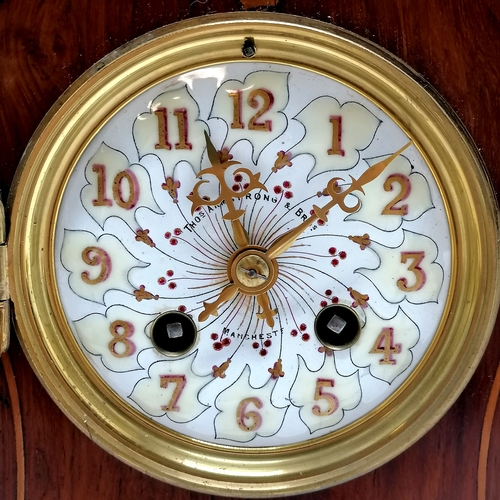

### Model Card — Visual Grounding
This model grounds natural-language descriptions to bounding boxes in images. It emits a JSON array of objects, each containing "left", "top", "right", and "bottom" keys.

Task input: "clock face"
[
  {"left": 8, "top": 13, "right": 498, "bottom": 495},
  {"left": 55, "top": 62, "right": 449, "bottom": 446}
]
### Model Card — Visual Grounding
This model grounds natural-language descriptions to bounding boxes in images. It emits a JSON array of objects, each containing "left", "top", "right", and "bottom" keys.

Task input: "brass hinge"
[{"left": 0, "top": 198, "right": 9, "bottom": 353}]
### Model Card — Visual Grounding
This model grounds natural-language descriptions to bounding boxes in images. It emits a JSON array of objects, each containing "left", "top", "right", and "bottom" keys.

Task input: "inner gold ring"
[{"left": 228, "top": 246, "right": 278, "bottom": 295}]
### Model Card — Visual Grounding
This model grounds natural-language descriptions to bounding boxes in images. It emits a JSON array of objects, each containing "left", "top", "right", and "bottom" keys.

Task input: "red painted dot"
[
  {"left": 170, "top": 238, "right": 178, "bottom": 245},
  {"left": 259, "top": 349, "right": 268, "bottom": 356},
  {"left": 325, "top": 289, "right": 332, "bottom": 296},
  {"left": 243, "top": 182, "right": 250, "bottom": 189},
  {"left": 302, "top": 333, "right": 310, "bottom": 341},
  {"left": 339, "top": 251, "right": 347, "bottom": 259},
  {"left": 168, "top": 282, "right": 177, "bottom": 289},
  {"left": 195, "top": 206, "right": 202, "bottom": 212},
  {"left": 300, "top": 323, "right": 307, "bottom": 331},
  {"left": 164, "top": 232, "right": 171, "bottom": 239},
  {"left": 284, "top": 191, "right": 293, "bottom": 199},
  {"left": 318, "top": 219, "right": 325, "bottom": 226},
  {"left": 213, "top": 342, "right": 223, "bottom": 351},
  {"left": 329, "top": 247, "right": 337, "bottom": 255},
  {"left": 291, "top": 329, "right": 298, "bottom": 337},
  {"left": 222, "top": 338, "right": 231, "bottom": 346},
  {"left": 158, "top": 277, "right": 166, "bottom": 285},
  {"left": 210, "top": 333, "right": 218, "bottom": 340},
  {"left": 166, "top": 270, "right": 174, "bottom": 277},
  {"left": 252, "top": 342, "right": 259, "bottom": 349},
  {"left": 178, "top": 305, "right": 186, "bottom": 312},
  {"left": 202, "top": 195, "right": 210, "bottom": 201},
  {"left": 331, "top": 259, "right": 339, "bottom": 266},
  {"left": 274, "top": 185, "right": 282, "bottom": 194},
  {"left": 232, "top": 184, "right": 240, "bottom": 191},
  {"left": 234, "top": 174, "right": 243, "bottom": 183},
  {"left": 174, "top": 228, "right": 182, "bottom": 236},
  {"left": 320, "top": 300, "right": 328, "bottom": 307},
  {"left": 264, "top": 340, "right": 272, "bottom": 348},
  {"left": 310, "top": 209, "right": 315, "bottom": 215},
  {"left": 332, "top": 296, "right": 339, "bottom": 303},
  {"left": 283, "top": 180, "right": 291, "bottom": 188}
]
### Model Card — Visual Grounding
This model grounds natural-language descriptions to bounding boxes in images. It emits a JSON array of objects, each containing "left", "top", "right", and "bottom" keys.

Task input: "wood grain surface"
[{"left": 1, "top": 1, "right": 500, "bottom": 499}]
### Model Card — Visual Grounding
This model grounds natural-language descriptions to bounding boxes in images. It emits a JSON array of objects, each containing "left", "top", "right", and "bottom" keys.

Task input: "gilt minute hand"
[{"left": 266, "top": 142, "right": 411, "bottom": 261}]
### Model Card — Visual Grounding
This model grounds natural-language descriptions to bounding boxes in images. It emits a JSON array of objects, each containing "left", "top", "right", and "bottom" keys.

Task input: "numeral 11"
[{"left": 155, "top": 107, "right": 193, "bottom": 151}]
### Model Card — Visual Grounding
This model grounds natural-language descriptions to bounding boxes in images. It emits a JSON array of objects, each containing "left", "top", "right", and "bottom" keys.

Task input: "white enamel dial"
[{"left": 54, "top": 62, "right": 450, "bottom": 447}]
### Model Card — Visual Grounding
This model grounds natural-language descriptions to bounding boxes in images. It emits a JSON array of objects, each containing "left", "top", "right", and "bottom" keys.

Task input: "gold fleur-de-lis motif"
[
  {"left": 268, "top": 358, "right": 285, "bottom": 379},
  {"left": 272, "top": 150, "right": 292, "bottom": 173},
  {"left": 135, "top": 229, "right": 155, "bottom": 247},
  {"left": 162, "top": 176, "right": 181, "bottom": 203},
  {"left": 134, "top": 285, "right": 159, "bottom": 302},
  {"left": 348, "top": 287, "right": 369, "bottom": 308},
  {"left": 348, "top": 233, "right": 371, "bottom": 250},
  {"left": 212, "top": 358, "right": 231, "bottom": 379}
]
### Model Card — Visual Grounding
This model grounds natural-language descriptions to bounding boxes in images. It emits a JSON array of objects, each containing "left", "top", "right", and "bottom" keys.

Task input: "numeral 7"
[{"left": 159, "top": 375, "right": 186, "bottom": 412}]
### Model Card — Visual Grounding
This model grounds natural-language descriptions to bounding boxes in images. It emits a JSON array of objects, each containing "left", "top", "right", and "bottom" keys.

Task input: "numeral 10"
[{"left": 92, "top": 164, "right": 139, "bottom": 210}]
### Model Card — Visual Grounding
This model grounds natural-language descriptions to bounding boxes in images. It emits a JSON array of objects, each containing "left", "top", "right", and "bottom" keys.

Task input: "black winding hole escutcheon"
[
  {"left": 151, "top": 311, "right": 198, "bottom": 356},
  {"left": 314, "top": 304, "right": 361, "bottom": 350}
]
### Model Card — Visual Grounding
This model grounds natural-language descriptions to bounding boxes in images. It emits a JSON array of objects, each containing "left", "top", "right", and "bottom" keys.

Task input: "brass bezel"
[{"left": 7, "top": 12, "right": 500, "bottom": 496}]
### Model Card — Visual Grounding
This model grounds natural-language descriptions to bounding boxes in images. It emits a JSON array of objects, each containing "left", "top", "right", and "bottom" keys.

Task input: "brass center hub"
[{"left": 228, "top": 247, "right": 278, "bottom": 296}]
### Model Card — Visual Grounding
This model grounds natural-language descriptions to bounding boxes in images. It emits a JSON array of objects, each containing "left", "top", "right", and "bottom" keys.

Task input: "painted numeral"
[
  {"left": 160, "top": 375, "right": 187, "bottom": 412},
  {"left": 397, "top": 251, "right": 426, "bottom": 292},
  {"left": 229, "top": 89, "right": 273, "bottom": 131},
  {"left": 327, "top": 116, "right": 345, "bottom": 156},
  {"left": 108, "top": 320, "right": 136, "bottom": 358},
  {"left": 81, "top": 246, "right": 111, "bottom": 285},
  {"left": 92, "top": 164, "right": 139, "bottom": 210},
  {"left": 312, "top": 378, "right": 339, "bottom": 416},
  {"left": 236, "top": 397, "right": 263, "bottom": 431},
  {"left": 369, "top": 327, "right": 402, "bottom": 365},
  {"left": 382, "top": 174, "right": 411, "bottom": 215},
  {"left": 154, "top": 107, "right": 193, "bottom": 151}
]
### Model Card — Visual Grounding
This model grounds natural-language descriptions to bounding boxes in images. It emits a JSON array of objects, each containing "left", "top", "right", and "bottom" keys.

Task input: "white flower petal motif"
[
  {"left": 347, "top": 155, "right": 433, "bottom": 231},
  {"left": 81, "top": 143, "right": 162, "bottom": 229},
  {"left": 133, "top": 85, "right": 208, "bottom": 178},
  {"left": 130, "top": 351, "right": 211, "bottom": 422},
  {"left": 61, "top": 229, "right": 146, "bottom": 304},
  {"left": 74, "top": 305, "right": 155, "bottom": 372},
  {"left": 358, "top": 230, "right": 444, "bottom": 304},
  {"left": 209, "top": 71, "right": 289, "bottom": 163},
  {"left": 350, "top": 306, "right": 419, "bottom": 383},
  {"left": 290, "top": 355, "right": 361, "bottom": 433},
  {"left": 290, "top": 97, "right": 380, "bottom": 178},
  {"left": 214, "top": 365, "right": 288, "bottom": 442}
]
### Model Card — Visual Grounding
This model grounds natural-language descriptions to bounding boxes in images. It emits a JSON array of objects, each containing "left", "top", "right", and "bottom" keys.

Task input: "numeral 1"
[
  {"left": 160, "top": 375, "right": 187, "bottom": 412},
  {"left": 236, "top": 397, "right": 263, "bottom": 431},
  {"left": 328, "top": 116, "right": 345, "bottom": 156},
  {"left": 398, "top": 251, "right": 426, "bottom": 292},
  {"left": 369, "top": 327, "right": 401, "bottom": 365},
  {"left": 154, "top": 107, "right": 192, "bottom": 150},
  {"left": 312, "top": 378, "right": 338, "bottom": 416}
]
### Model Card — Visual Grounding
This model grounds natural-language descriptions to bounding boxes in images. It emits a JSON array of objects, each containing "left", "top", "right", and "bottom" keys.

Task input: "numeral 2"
[
  {"left": 229, "top": 89, "right": 273, "bottom": 131},
  {"left": 382, "top": 174, "right": 411, "bottom": 215}
]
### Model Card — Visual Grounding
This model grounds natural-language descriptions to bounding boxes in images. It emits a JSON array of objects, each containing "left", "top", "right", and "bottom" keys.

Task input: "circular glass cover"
[{"left": 54, "top": 61, "right": 451, "bottom": 446}]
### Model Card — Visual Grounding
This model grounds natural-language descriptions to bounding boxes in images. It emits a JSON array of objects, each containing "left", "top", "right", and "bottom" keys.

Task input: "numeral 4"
[{"left": 369, "top": 327, "right": 401, "bottom": 365}]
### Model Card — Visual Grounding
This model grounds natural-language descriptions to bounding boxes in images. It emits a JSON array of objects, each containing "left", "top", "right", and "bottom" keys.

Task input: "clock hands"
[
  {"left": 266, "top": 142, "right": 412, "bottom": 260},
  {"left": 188, "top": 135, "right": 411, "bottom": 327}
]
